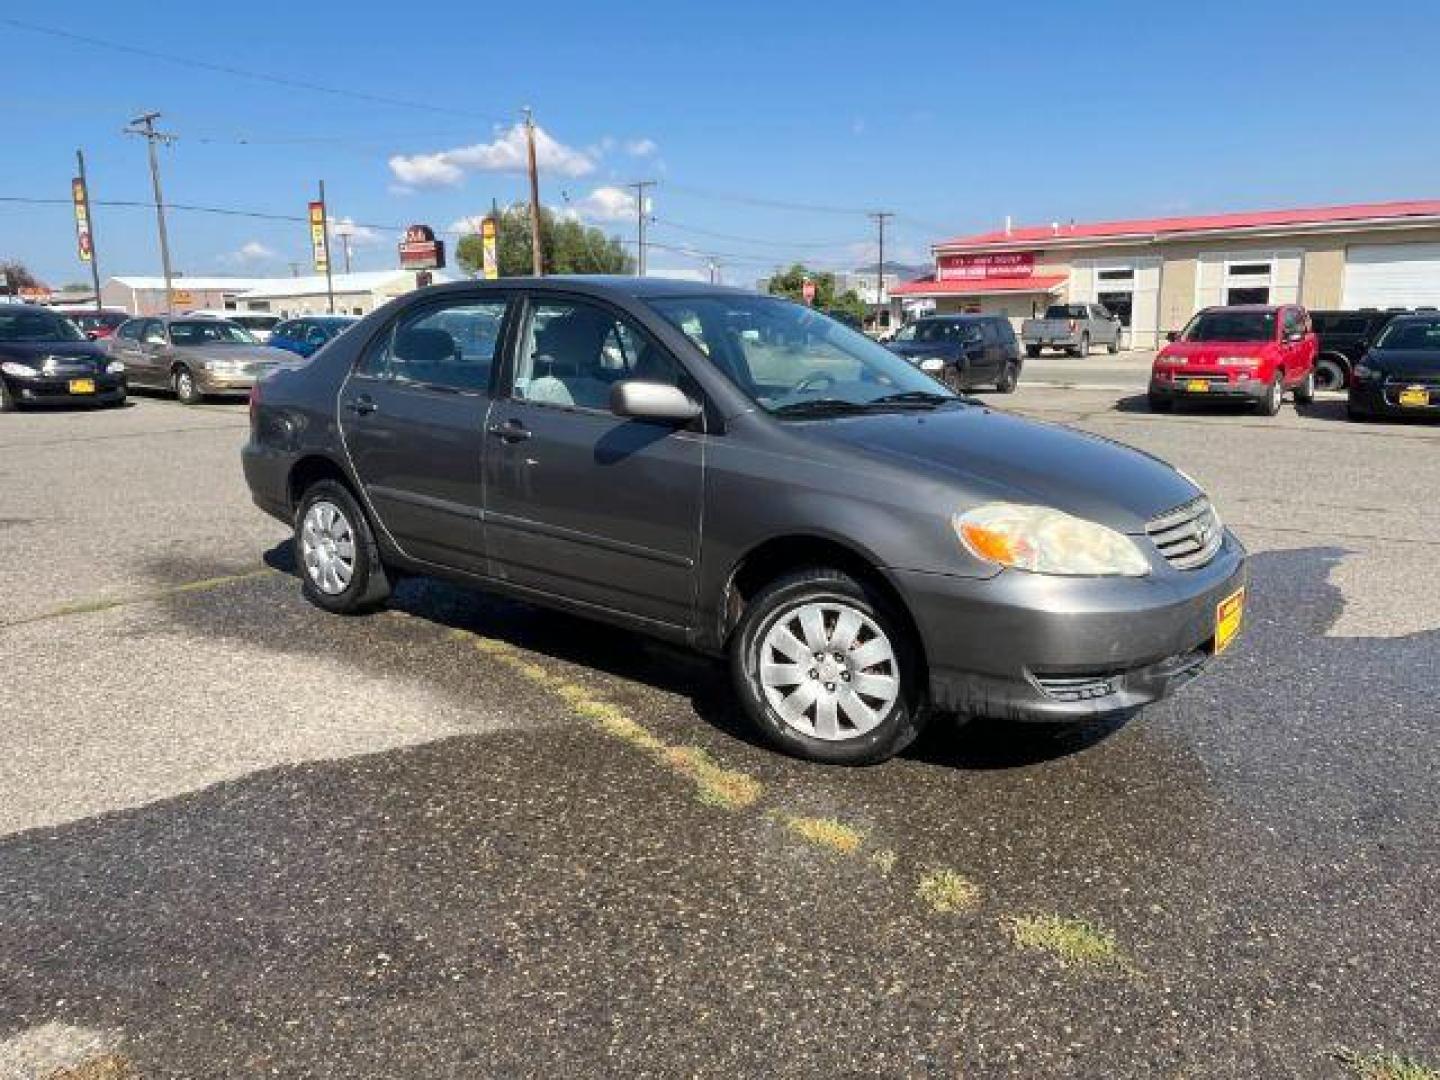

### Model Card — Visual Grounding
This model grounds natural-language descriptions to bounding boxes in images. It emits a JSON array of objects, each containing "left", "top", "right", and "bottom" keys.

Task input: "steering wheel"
[{"left": 792, "top": 372, "right": 837, "bottom": 395}]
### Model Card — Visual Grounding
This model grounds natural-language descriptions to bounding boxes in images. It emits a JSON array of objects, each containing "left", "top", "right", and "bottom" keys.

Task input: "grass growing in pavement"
[
  {"left": 870, "top": 849, "right": 898, "bottom": 875},
  {"left": 663, "top": 746, "right": 764, "bottom": 810},
  {"left": 45, "top": 1055, "right": 136, "bottom": 1080},
  {"left": 1003, "top": 914, "right": 1123, "bottom": 969},
  {"left": 916, "top": 868, "right": 982, "bottom": 913},
  {"left": 783, "top": 815, "right": 866, "bottom": 855},
  {"left": 1335, "top": 1049, "right": 1439, "bottom": 1080}
]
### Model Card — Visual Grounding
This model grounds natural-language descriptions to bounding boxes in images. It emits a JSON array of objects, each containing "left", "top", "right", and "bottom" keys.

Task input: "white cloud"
[
  {"left": 222, "top": 240, "right": 278, "bottom": 265},
  {"left": 446, "top": 215, "right": 488, "bottom": 235},
  {"left": 388, "top": 123, "right": 596, "bottom": 189},
  {"left": 329, "top": 217, "right": 383, "bottom": 246},
  {"left": 625, "top": 137, "right": 658, "bottom": 157},
  {"left": 567, "top": 185, "right": 638, "bottom": 223}
]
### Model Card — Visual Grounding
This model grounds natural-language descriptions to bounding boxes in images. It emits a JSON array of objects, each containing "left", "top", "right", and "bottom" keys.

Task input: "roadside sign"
[
  {"left": 400, "top": 224, "right": 446, "bottom": 271},
  {"left": 801, "top": 278, "right": 816, "bottom": 305},
  {"left": 71, "top": 178, "right": 93, "bottom": 262},
  {"left": 481, "top": 216, "right": 498, "bottom": 280},
  {"left": 172, "top": 290, "right": 193, "bottom": 307},
  {"left": 308, "top": 201, "right": 328, "bottom": 272}
]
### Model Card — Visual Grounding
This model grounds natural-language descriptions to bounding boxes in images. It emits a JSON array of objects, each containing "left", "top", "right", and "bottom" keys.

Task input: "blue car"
[{"left": 268, "top": 315, "right": 359, "bottom": 358}]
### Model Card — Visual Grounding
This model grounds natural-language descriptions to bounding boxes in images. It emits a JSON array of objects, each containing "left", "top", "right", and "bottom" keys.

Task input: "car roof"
[{"left": 417, "top": 275, "right": 757, "bottom": 302}]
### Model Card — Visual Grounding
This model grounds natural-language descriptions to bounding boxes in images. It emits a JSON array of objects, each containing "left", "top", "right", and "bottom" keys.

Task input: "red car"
[
  {"left": 1149, "top": 304, "right": 1318, "bottom": 416},
  {"left": 56, "top": 308, "right": 129, "bottom": 341}
]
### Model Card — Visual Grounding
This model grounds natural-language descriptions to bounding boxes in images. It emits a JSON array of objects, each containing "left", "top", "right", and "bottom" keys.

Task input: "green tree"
[
  {"left": 0, "top": 260, "right": 42, "bottom": 296},
  {"left": 764, "top": 263, "right": 867, "bottom": 325},
  {"left": 456, "top": 205, "right": 634, "bottom": 277}
]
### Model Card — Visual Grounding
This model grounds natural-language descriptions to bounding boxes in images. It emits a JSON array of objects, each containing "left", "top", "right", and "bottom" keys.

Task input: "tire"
[
  {"left": 996, "top": 361, "right": 1019, "bottom": 393},
  {"left": 1147, "top": 392, "right": 1173, "bottom": 413},
  {"left": 1024, "top": 344, "right": 1041, "bottom": 359},
  {"left": 173, "top": 365, "right": 203, "bottom": 405},
  {"left": 1313, "top": 355, "right": 1347, "bottom": 392},
  {"left": 105, "top": 390, "right": 127, "bottom": 409},
  {"left": 1346, "top": 400, "right": 1371, "bottom": 422},
  {"left": 1257, "top": 374, "right": 1283, "bottom": 417},
  {"left": 731, "top": 568, "right": 927, "bottom": 765},
  {"left": 1294, "top": 369, "right": 1315, "bottom": 405},
  {"left": 1078, "top": 333, "right": 1091, "bottom": 358},
  {"left": 294, "top": 479, "right": 392, "bottom": 614},
  {"left": 0, "top": 378, "right": 16, "bottom": 413}
]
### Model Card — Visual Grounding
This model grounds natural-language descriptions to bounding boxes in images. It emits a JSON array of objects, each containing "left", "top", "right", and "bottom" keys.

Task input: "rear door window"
[{"left": 357, "top": 297, "right": 509, "bottom": 393}]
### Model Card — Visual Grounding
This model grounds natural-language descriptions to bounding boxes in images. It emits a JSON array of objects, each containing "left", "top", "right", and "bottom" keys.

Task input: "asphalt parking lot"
[{"left": 1, "top": 380, "right": 1436, "bottom": 1078}]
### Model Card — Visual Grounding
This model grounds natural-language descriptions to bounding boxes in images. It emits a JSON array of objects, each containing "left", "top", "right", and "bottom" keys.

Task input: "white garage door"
[{"left": 1343, "top": 243, "right": 1440, "bottom": 308}]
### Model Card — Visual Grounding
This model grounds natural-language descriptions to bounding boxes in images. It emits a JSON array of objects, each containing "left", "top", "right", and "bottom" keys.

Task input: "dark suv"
[
  {"left": 1309, "top": 310, "right": 1409, "bottom": 391},
  {"left": 243, "top": 278, "right": 1245, "bottom": 765},
  {"left": 883, "top": 315, "right": 1022, "bottom": 392}
]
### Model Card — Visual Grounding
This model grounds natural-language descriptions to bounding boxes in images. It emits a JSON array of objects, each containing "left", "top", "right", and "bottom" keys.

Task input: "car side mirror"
[
  {"left": 1165, "top": 330, "right": 1180, "bottom": 342},
  {"left": 1286, "top": 331, "right": 1305, "bottom": 343},
  {"left": 610, "top": 380, "right": 702, "bottom": 423}
]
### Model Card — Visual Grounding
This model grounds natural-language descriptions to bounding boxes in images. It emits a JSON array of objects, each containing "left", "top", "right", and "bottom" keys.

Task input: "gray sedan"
[
  {"left": 243, "top": 278, "right": 1247, "bottom": 765},
  {"left": 109, "top": 316, "right": 293, "bottom": 404}
]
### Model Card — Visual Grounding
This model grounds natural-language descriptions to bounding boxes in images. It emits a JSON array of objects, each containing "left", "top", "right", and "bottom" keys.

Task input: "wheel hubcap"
[
  {"left": 757, "top": 601, "right": 900, "bottom": 741},
  {"left": 300, "top": 500, "right": 356, "bottom": 596}
]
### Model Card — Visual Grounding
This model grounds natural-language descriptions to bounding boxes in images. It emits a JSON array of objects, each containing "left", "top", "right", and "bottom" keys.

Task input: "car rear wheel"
[
  {"left": 1314, "top": 354, "right": 1348, "bottom": 392},
  {"left": 1294, "top": 369, "right": 1316, "bottom": 405},
  {"left": 1078, "top": 333, "right": 1090, "bottom": 358},
  {"left": 1025, "top": 344, "right": 1041, "bottom": 359},
  {"left": 731, "top": 568, "right": 926, "bottom": 765},
  {"left": 295, "top": 480, "right": 391, "bottom": 614},
  {"left": 0, "top": 378, "right": 16, "bottom": 413},
  {"left": 996, "top": 361, "right": 1019, "bottom": 393},
  {"left": 1257, "top": 374, "right": 1284, "bottom": 416},
  {"left": 173, "top": 366, "right": 203, "bottom": 405},
  {"left": 1108, "top": 332, "right": 1121, "bottom": 354}
]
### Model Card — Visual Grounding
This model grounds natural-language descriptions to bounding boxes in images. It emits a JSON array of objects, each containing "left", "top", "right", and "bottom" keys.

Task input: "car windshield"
[
  {"left": 1182, "top": 310, "right": 1276, "bottom": 342},
  {"left": 169, "top": 320, "right": 257, "bottom": 345},
  {"left": 71, "top": 312, "right": 127, "bottom": 332},
  {"left": 908, "top": 319, "right": 973, "bottom": 343},
  {"left": 1375, "top": 318, "right": 1440, "bottom": 350},
  {"left": 648, "top": 294, "right": 959, "bottom": 415},
  {"left": 230, "top": 315, "right": 279, "bottom": 331},
  {"left": 0, "top": 309, "right": 86, "bottom": 342},
  {"left": 1045, "top": 305, "right": 1087, "bottom": 319}
]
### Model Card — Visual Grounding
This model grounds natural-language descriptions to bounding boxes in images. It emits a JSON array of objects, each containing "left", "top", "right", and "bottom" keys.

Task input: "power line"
[
  {"left": 650, "top": 217, "right": 856, "bottom": 251},
  {"left": 661, "top": 181, "right": 875, "bottom": 216},
  {"left": 1, "top": 17, "right": 509, "bottom": 121}
]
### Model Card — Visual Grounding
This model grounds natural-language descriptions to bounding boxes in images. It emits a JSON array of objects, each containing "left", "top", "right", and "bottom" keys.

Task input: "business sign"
[
  {"left": 399, "top": 223, "right": 446, "bottom": 271},
  {"left": 171, "top": 290, "right": 194, "bottom": 307},
  {"left": 937, "top": 252, "right": 1035, "bottom": 281},
  {"left": 308, "top": 201, "right": 329, "bottom": 272},
  {"left": 480, "top": 216, "right": 498, "bottom": 280},
  {"left": 71, "top": 177, "right": 94, "bottom": 263}
]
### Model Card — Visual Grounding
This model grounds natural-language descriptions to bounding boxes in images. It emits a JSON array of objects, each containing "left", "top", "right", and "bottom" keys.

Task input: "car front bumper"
[
  {"left": 1349, "top": 381, "right": 1440, "bottom": 418},
  {"left": 1150, "top": 373, "right": 1267, "bottom": 401},
  {"left": 3, "top": 372, "right": 125, "bottom": 404},
  {"left": 891, "top": 530, "right": 1248, "bottom": 721},
  {"left": 195, "top": 369, "right": 267, "bottom": 394}
]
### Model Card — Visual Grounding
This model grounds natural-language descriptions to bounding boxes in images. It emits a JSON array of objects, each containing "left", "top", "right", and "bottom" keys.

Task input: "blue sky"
[{"left": 4, "top": 0, "right": 1440, "bottom": 287}]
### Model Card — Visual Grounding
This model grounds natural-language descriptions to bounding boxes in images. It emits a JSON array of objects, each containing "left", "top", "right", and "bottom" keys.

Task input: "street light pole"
[
  {"left": 125, "top": 112, "right": 176, "bottom": 314},
  {"left": 75, "top": 149, "right": 103, "bottom": 312},
  {"left": 523, "top": 107, "right": 544, "bottom": 276},
  {"left": 868, "top": 211, "right": 893, "bottom": 331},
  {"left": 628, "top": 180, "right": 656, "bottom": 277}
]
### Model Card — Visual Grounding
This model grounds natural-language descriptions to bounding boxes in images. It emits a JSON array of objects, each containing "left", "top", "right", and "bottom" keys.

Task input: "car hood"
[
  {"left": 1366, "top": 349, "right": 1440, "bottom": 376},
  {"left": 798, "top": 404, "right": 1199, "bottom": 533},
  {"left": 0, "top": 340, "right": 108, "bottom": 363},
  {"left": 175, "top": 344, "right": 292, "bottom": 364},
  {"left": 1157, "top": 341, "right": 1274, "bottom": 364},
  {"left": 888, "top": 341, "right": 957, "bottom": 359}
]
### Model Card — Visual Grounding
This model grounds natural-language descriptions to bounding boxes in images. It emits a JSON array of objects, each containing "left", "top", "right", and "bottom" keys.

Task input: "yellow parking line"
[{"left": 2, "top": 568, "right": 277, "bottom": 630}]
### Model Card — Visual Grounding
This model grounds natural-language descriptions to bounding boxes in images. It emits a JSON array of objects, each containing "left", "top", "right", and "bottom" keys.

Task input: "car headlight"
[
  {"left": 1, "top": 361, "right": 39, "bottom": 378},
  {"left": 1216, "top": 356, "right": 1255, "bottom": 366},
  {"left": 953, "top": 503, "right": 1151, "bottom": 577},
  {"left": 105, "top": 360, "right": 125, "bottom": 374}
]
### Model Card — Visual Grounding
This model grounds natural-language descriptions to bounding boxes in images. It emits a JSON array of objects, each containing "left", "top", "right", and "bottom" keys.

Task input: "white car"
[{"left": 185, "top": 309, "right": 281, "bottom": 342}]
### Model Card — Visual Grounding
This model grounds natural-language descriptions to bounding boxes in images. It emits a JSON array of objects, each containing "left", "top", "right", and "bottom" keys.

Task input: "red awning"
[{"left": 891, "top": 274, "right": 1066, "bottom": 297}]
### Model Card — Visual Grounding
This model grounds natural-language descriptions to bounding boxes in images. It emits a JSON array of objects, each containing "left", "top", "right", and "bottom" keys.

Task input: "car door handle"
[
  {"left": 487, "top": 419, "right": 532, "bottom": 443},
  {"left": 344, "top": 395, "right": 377, "bottom": 416}
]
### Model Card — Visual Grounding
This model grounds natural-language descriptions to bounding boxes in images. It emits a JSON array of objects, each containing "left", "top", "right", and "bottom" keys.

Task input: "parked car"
[
  {"left": 0, "top": 305, "right": 126, "bottom": 411},
  {"left": 1309, "top": 309, "right": 1409, "bottom": 391},
  {"left": 109, "top": 315, "right": 293, "bottom": 404},
  {"left": 1149, "top": 305, "right": 1318, "bottom": 416},
  {"left": 55, "top": 307, "right": 129, "bottom": 341},
  {"left": 885, "top": 314, "right": 1022, "bottom": 392},
  {"left": 1021, "top": 303, "right": 1123, "bottom": 357},
  {"left": 243, "top": 279, "right": 1246, "bottom": 765},
  {"left": 186, "top": 310, "right": 282, "bottom": 342},
  {"left": 268, "top": 315, "right": 360, "bottom": 358},
  {"left": 1347, "top": 312, "right": 1440, "bottom": 421}
]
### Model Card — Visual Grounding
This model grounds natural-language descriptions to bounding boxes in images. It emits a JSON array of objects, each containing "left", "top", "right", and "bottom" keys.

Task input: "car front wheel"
[
  {"left": 996, "top": 361, "right": 1019, "bottom": 393},
  {"left": 731, "top": 568, "right": 926, "bottom": 765},
  {"left": 173, "top": 366, "right": 203, "bottom": 405},
  {"left": 295, "top": 480, "right": 392, "bottom": 614},
  {"left": 1294, "top": 369, "right": 1316, "bottom": 405},
  {"left": 1258, "top": 374, "right": 1284, "bottom": 416},
  {"left": 0, "top": 378, "right": 16, "bottom": 413}
]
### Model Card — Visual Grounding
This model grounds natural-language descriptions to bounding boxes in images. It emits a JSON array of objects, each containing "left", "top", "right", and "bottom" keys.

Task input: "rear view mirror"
[
  {"left": 610, "top": 380, "right": 702, "bottom": 423},
  {"left": 920, "top": 357, "right": 945, "bottom": 374}
]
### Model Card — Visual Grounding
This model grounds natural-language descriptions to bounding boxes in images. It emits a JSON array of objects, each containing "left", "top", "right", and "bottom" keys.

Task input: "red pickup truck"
[{"left": 1149, "top": 304, "right": 1318, "bottom": 416}]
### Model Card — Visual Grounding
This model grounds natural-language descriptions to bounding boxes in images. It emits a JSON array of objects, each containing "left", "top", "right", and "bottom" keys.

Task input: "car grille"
[
  {"left": 1146, "top": 497, "right": 1223, "bottom": 571},
  {"left": 1033, "top": 673, "right": 1116, "bottom": 702},
  {"left": 1383, "top": 374, "right": 1440, "bottom": 388}
]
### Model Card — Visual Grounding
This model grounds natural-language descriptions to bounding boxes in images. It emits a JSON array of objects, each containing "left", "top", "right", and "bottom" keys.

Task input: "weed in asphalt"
[
  {"left": 784, "top": 815, "right": 865, "bottom": 855},
  {"left": 45, "top": 1054, "right": 136, "bottom": 1080},
  {"left": 1003, "top": 914, "right": 1124, "bottom": 969},
  {"left": 1334, "top": 1048, "right": 1439, "bottom": 1080},
  {"left": 870, "top": 848, "right": 898, "bottom": 875},
  {"left": 917, "top": 867, "right": 981, "bottom": 914},
  {"left": 663, "top": 746, "right": 764, "bottom": 810}
]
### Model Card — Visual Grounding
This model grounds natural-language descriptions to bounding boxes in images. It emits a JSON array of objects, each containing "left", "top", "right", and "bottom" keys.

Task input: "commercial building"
[
  {"left": 101, "top": 270, "right": 456, "bottom": 318},
  {"left": 893, "top": 199, "right": 1440, "bottom": 347}
]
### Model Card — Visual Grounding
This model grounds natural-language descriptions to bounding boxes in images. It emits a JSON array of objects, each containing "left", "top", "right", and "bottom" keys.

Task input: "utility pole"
[
  {"left": 868, "top": 211, "right": 893, "bottom": 331},
  {"left": 333, "top": 219, "right": 355, "bottom": 274},
  {"left": 628, "top": 180, "right": 657, "bottom": 276},
  {"left": 125, "top": 112, "right": 176, "bottom": 314},
  {"left": 75, "top": 149, "right": 103, "bottom": 311},
  {"left": 706, "top": 257, "right": 721, "bottom": 285},
  {"left": 522, "top": 107, "right": 543, "bottom": 276},
  {"left": 317, "top": 180, "right": 335, "bottom": 313}
]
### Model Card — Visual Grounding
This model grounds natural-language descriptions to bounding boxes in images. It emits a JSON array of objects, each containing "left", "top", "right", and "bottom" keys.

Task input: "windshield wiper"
[
  {"left": 864, "top": 390, "right": 957, "bottom": 409},
  {"left": 770, "top": 397, "right": 873, "bottom": 417}
]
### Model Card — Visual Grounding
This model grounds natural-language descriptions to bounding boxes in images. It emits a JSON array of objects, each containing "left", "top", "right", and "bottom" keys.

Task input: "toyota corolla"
[{"left": 243, "top": 278, "right": 1247, "bottom": 764}]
